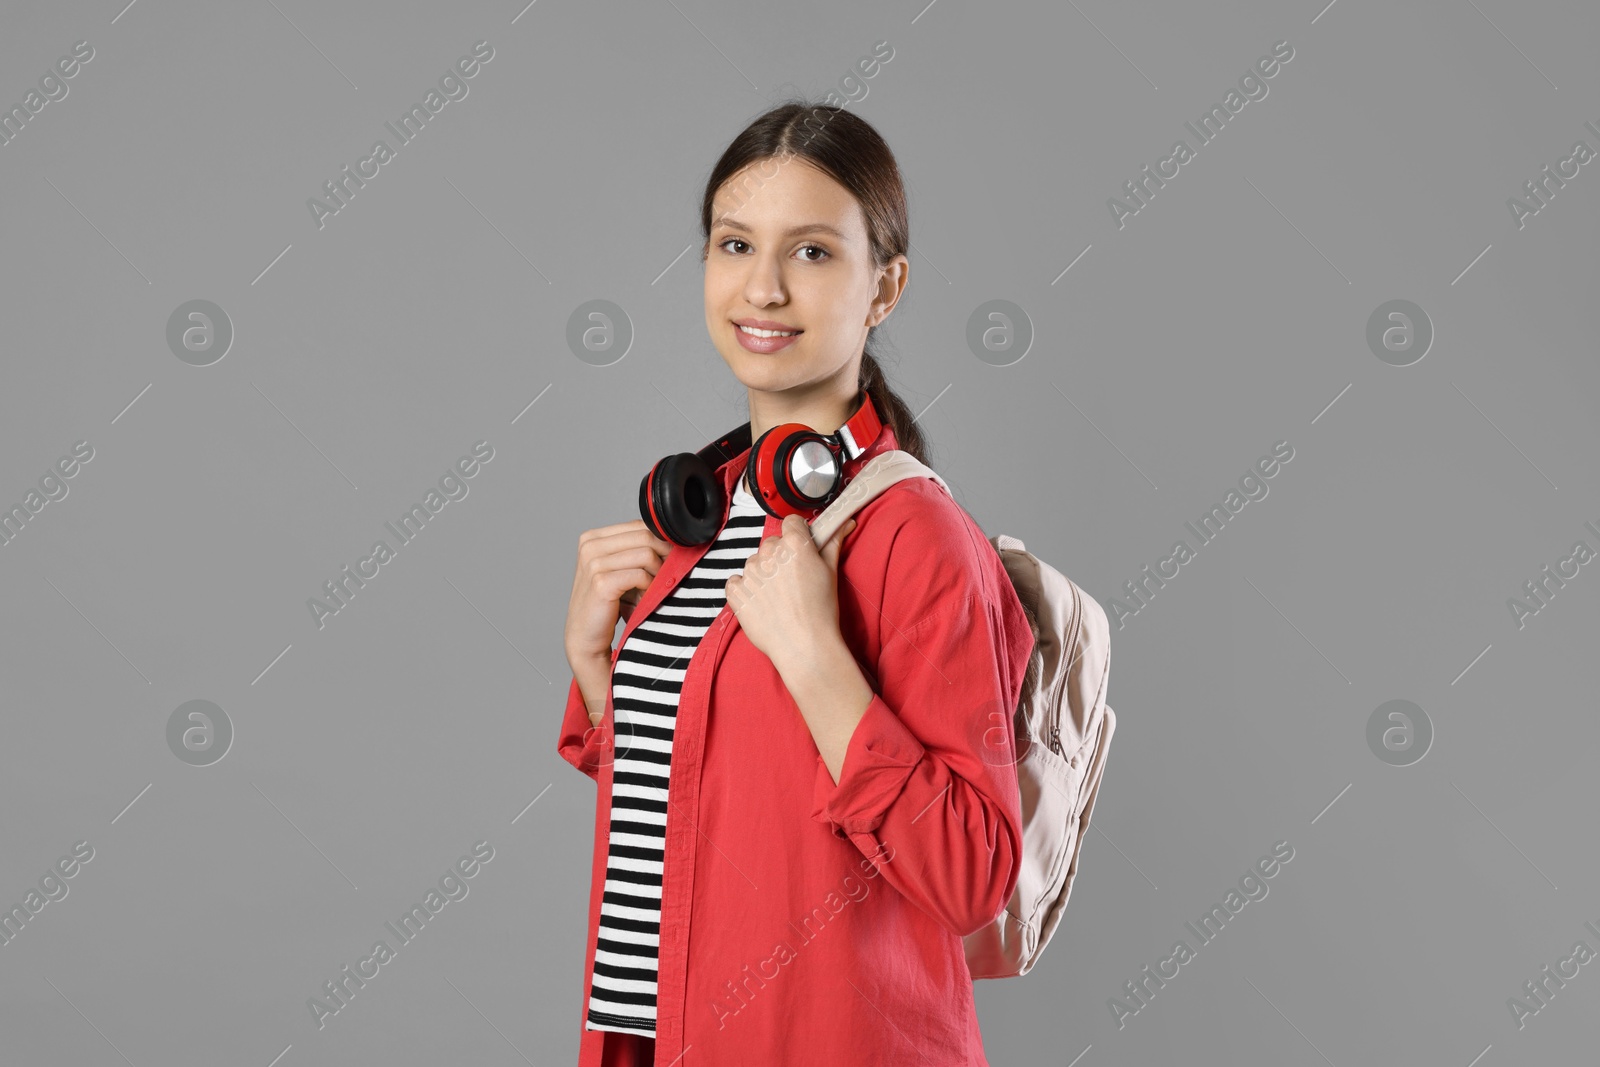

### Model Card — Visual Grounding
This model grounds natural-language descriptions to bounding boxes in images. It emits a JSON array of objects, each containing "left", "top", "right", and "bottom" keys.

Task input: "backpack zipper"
[{"left": 1047, "top": 579, "right": 1082, "bottom": 757}]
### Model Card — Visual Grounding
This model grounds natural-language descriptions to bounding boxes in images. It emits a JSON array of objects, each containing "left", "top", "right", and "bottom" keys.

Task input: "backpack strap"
[
  {"left": 996, "top": 532, "right": 1026, "bottom": 553},
  {"left": 808, "top": 450, "right": 947, "bottom": 548}
]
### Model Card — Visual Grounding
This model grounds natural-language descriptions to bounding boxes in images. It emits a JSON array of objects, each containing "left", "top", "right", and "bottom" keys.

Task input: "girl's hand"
[
  {"left": 565, "top": 520, "right": 675, "bottom": 668},
  {"left": 725, "top": 515, "right": 856, "bottom": 672}
]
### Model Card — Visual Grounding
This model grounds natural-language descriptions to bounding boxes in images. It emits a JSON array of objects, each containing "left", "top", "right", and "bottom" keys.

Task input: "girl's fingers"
[
  {"left": 583, "top": 520, "right": 673, "bottom": 555},
  {"left": 582, "top": 519, "right": 651, "bottom": 539}
]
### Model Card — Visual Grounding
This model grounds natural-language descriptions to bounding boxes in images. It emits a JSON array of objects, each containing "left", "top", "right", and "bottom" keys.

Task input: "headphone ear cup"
[
  {"left": 742, "top": 425, "right": 789, "bottom": 520},
  {"left": 640, "top": 452, "right": 726, "bottom": 546},
  {"left": 741, "top": 458, "right": 774, "bottom": 519},
  {"left": 638, "top": 467, "right": 666, "bottom": 540}
]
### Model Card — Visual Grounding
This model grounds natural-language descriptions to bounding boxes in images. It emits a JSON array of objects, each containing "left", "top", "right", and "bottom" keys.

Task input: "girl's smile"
[{"left": 733, "top": 317, "right": 804, "bottom": 353}]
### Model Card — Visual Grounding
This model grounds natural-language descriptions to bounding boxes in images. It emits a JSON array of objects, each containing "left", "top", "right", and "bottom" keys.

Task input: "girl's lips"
[{"left": 733, "top": 322, "right": 802, "bottom": 354}]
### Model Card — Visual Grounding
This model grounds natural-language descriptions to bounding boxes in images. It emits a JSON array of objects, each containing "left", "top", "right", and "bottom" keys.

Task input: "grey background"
[{"left": 2, "top": 0, "right": 1597, "bottom": 1064}]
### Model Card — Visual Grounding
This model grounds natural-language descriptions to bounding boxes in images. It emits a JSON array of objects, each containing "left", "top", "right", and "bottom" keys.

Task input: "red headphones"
[{"left": 638, "top": 391, "right": 885, "bottom": 547}]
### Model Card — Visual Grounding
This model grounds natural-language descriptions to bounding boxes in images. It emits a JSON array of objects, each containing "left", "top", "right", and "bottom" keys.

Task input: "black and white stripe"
[{"left": 585, "top": 477, "right": 768, "bottom": 1037}]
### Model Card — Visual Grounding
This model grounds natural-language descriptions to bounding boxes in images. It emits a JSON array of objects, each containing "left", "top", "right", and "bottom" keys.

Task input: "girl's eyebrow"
[{"left": 713, "top": 217, "right": 847, "bottom": 240}]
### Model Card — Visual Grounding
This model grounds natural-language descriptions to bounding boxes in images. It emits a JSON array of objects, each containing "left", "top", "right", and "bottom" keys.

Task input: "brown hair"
[{"left": 699, "top": 101, "right": 929, "bottom": 467}]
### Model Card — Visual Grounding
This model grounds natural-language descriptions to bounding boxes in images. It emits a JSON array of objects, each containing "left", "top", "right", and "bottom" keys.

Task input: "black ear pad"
[
  {"left": 638, "top": 451, "right": 728, "bottom": 546},
  {"left": 740, "top": 426, "right": 775, "bottom": 519}
]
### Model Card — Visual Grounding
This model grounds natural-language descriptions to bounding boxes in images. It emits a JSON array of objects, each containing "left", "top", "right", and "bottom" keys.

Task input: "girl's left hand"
[{"left": 726, "top": 515, "right": 857, "bottom": 672}]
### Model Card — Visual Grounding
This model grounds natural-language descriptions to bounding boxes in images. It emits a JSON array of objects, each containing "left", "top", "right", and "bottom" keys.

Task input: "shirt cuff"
[
  {"left": 810, "top": 693, "right": 927, "bottom": 837},
  {"left": 556, "top": 674, "right": 607, "bottom": 781}
]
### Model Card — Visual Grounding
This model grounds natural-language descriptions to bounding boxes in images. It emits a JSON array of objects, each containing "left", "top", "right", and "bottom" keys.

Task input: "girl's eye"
[{"left": 715, "top": 238, "right": 829, "bottom": 262}]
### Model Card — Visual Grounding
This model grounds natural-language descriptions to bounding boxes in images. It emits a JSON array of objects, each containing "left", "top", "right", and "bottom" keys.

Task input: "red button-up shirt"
[{"left": 556, "top": 423, "right": 1034, "bottom": 1066}]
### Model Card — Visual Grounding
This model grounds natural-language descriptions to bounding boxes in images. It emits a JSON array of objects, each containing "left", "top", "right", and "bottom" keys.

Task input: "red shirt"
[{"left": 557, "top": 423, "right": 1034, "bottom": 1066}]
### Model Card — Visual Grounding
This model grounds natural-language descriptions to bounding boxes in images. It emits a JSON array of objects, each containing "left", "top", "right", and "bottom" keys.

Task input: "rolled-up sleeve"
[
  {"left": 556, "top": 674, "right": 608, "bottom": 782},
  {"left": 810, "top": 588, "right": 1032, "bottom": 938}
]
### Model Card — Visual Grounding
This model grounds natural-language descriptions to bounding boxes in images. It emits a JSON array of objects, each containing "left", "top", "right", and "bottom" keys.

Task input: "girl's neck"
[{"left": 748, "top": 388, "right": 861, "bottom": 443}]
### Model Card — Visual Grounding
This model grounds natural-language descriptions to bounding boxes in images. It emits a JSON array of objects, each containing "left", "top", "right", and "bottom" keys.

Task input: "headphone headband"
[
  {"left": 694, "top": 422, "right": 753, "bottom": 472},
  {"left": 832, "top": 390, "right": 884, "bottom": 462}
]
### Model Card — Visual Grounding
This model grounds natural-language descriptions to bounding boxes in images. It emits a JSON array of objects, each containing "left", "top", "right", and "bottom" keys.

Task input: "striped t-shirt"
[{"left": 585, "top": 475, "right": 768, "bottom": 1036}]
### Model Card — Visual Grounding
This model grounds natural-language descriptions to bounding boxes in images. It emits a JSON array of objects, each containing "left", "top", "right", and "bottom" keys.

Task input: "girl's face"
[{"left": 704, "top": 156, "right": 905, "bottom": 400}]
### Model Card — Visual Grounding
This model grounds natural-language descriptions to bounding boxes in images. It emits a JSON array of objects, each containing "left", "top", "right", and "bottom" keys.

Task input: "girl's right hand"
[{"left": 564, "top": 520, "right": 675, "bottom": 667}]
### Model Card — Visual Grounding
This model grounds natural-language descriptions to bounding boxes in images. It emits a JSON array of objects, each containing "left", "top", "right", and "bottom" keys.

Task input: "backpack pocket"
[
  {"left": 1018, "top": 739, "right": 1085, "bottom": 931},
  {"left": 964, "top": 738, "right": 1085, "bottom": 979}
]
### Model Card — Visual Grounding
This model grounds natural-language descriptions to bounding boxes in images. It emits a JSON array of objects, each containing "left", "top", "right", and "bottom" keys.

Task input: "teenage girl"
[{"left": 559, "top": 102, "right": 1034, "bottom": 1067}]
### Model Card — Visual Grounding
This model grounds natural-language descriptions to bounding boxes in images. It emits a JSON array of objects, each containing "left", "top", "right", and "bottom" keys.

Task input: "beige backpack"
[{"left": 810, "top": 450, "right": 1116, "bottom": 979}]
